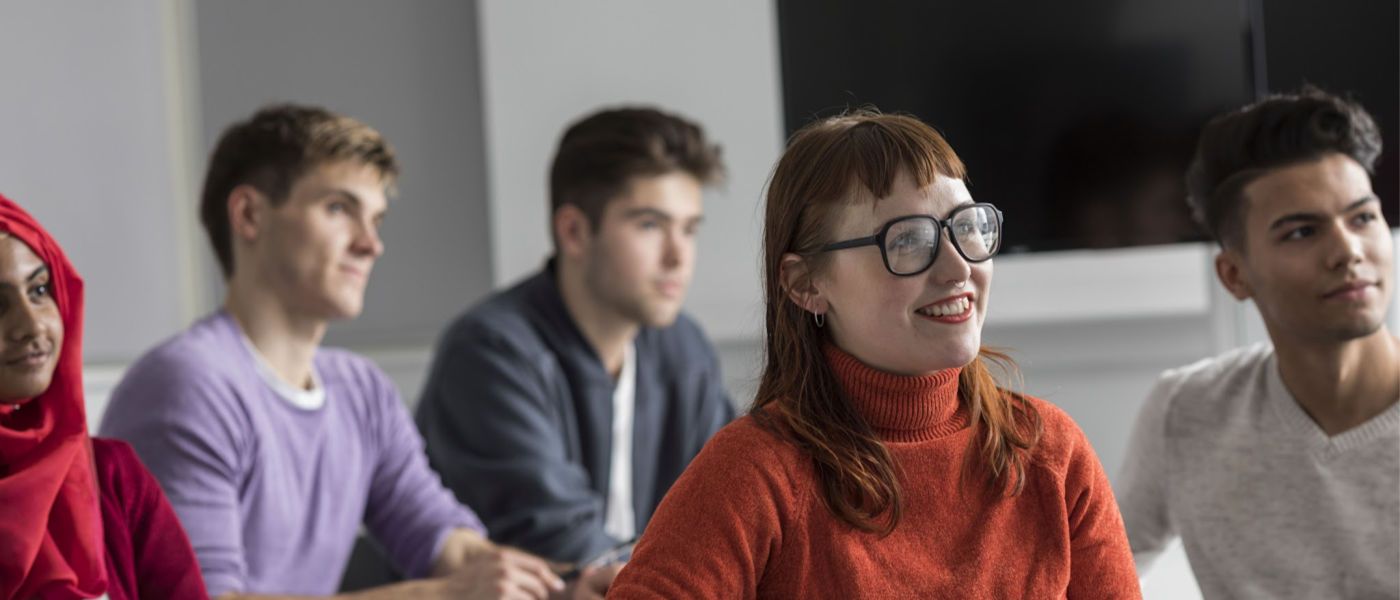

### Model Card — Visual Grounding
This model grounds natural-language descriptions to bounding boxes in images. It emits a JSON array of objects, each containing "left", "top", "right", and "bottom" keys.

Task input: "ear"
[
  {"left": 780, "top": 253, "right": 827, "bottom": 315},
  {"left": 553, "top": 204, "right": 593, "bottom": 259},
  {"left": 227, "top": 184, "right": 267, "bottom": 242},
  {"left": 1214, "top": 249, "right": 1253, "bottom": 301}
]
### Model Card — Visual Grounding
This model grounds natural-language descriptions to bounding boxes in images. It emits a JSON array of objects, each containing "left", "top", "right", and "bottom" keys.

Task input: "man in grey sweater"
[{"left": 1116, "top": 88, "right": 1398, "bottom": 598}]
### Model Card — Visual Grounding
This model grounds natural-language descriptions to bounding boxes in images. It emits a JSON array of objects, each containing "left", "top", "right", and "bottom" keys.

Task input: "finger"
[
  {"left": 501, "top": 562, "right": 553, "bottom": 600},
  {"left": 500, "top": 581, "right": 537, "bottom": 600},
  {"left": 503, "top": 548, "right": 566, "bottom": 593}
]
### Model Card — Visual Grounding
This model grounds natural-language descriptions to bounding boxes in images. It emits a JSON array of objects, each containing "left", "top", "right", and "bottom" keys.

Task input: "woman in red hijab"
[{"left": 0, "top": 195, "right": 207, "bottom": 600}]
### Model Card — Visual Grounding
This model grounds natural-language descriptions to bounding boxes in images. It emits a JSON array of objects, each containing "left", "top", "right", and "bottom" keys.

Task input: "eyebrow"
[
  {"left": 1268, "top": 195, "right": 1379, "bottom": 231},
  {"left": 0, "top": 265, "right": 49, "bottom": 290},
  {"left": 622, "top": 207, "right": 676, "bottom": 221}
]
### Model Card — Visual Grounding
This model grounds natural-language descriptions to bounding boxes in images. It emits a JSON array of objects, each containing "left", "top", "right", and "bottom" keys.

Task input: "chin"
[
  {"left": 1328, "top": 318, "right": 1387, "bottom": 342},
  {"left": 636, "top": 302, "right": 683, "bottom": 328},
  {"left": 925, "top": 343, "right": 980, "bottom": 371},
  {"left": 321, "top": 296, "right": 365, "bottom": 321},
  {"left": 0, "top": 379, "right": 51, "bottom": 405}
]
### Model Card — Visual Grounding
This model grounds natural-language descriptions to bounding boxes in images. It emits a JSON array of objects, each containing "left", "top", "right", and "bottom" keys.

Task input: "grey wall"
[
  {"left": 0, "top": 1, "right": 197, "bottom": 362},
  {"left": 476, "top": 0, "right": 785, "bottom": 342},
  {"left": 195, "top": 0, "right": 494, "bottom": 348}
]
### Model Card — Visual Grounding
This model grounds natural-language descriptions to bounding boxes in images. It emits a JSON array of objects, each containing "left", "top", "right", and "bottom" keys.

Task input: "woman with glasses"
[
  {"left": 608, "top": 111, "right": 1139, "bottom": 598},
  {"left": 0, "top": 195, "right": 207, "bottom": 600}
]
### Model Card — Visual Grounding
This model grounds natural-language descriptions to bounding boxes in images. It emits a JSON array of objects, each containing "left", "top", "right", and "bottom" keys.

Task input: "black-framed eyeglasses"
[{"left": 819, "top": 203, "right": 1003, "bottom": 276}]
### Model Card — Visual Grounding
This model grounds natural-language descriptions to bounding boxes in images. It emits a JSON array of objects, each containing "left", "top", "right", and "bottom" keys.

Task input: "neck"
[
  {"left": 824, "top": 343, "right": 965, "bottom": 442},
  {"left": 1272, "top": 327, "right": 1400, "bottom": 436},
  {"left": 223, "top": 274, "right": 326, "bottom": 391},
  {"left": 556, "top": 259, "right": 638, "bottom": 377}
]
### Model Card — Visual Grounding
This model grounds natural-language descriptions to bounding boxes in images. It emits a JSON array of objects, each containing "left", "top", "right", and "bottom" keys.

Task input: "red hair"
[{"left": 754, "top": 111, "right": 1042, "bottom": 534}]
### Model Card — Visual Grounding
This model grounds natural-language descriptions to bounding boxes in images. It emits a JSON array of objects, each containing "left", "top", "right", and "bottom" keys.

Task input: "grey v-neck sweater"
[{"left": 1117, "top": 342, "right": 1399, "bottom": 598}]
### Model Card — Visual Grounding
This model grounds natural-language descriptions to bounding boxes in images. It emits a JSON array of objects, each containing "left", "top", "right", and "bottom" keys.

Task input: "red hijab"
[{"left": 0, "top": 195, "right": 107, "bottom": 599}]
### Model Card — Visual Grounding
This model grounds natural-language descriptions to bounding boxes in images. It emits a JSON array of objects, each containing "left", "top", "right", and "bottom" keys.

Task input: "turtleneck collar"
[{"left": 824, "top": 343, "right": 968, "bottom": 443}]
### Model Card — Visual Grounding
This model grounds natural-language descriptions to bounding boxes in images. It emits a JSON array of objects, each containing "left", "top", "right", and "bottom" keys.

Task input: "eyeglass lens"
[{"left": 883, "top": 205, "right": 1000, "bottom": 274}]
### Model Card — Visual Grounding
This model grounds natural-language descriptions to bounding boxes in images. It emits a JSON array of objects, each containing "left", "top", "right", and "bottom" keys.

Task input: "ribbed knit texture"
[
  {"left": 609, "top": 345, "right": 1141, "bottom": 599},
  {"left": 822, "top": 343, "right": 967, "bottom": 441}
]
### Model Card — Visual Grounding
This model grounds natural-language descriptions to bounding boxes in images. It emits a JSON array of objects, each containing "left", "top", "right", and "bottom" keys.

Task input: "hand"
[
  {"left": 447, "top": 545, "right": 567, "bottom": 600},
  {"left": 563, "top": 564, "right": 624, "bottom": 600}
]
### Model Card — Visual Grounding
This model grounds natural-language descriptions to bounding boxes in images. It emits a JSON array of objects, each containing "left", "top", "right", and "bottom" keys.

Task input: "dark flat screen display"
[{"left": 776, "top": 0, "right": 1398, "bottom": 253}]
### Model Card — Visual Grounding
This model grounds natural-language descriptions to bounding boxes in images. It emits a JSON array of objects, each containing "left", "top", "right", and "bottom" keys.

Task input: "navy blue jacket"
[{"left": 416, "top": 264, "right": 735, "bottom": 562}]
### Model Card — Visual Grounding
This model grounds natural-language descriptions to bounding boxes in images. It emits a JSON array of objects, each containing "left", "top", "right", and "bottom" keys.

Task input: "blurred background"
[{"left": 1, "top": 1, "right": 1396, "bottom": 596}]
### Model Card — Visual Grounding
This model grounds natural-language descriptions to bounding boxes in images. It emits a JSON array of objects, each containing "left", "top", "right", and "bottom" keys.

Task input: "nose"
[
  {"left": 5, "top": 297, "right": 43, "bottom": 345},
  {"left": 352, "top": 218, "right": 385, "bottom": 258},
  {"left": 928, "top": 231, "right": 972, "bottom": 285},
  {"left": 661, "top": 227, "right": 685, "bottom": 270},
  {"left": 1326, "top": 222, "right": 1366, "bottom": 271}
]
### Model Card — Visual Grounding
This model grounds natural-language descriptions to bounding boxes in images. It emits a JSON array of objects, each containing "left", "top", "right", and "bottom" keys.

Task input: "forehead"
[
  {"left": 1240, "top": 153, "right": 1373, "bottom": 224},
  {"left": 608, "top": 172, "right": 704, "bottom": 217},
  {"left": 836, "top": 172, "right": 973, "bottom": 235},
  {"left": 0, "top": 235, "right": 45, "bottom": 280}
]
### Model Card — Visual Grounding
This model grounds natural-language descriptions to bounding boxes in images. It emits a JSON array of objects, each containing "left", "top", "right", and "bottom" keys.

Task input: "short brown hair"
[
  {"left": 548, "top": 107, "right": 723, "bottom": 239},
  {"left": 200, "top": 103, "right": 399, "bottom": 277},
  {"left": 1185, "top": 87, "right": 1382, "bottom": 249}
]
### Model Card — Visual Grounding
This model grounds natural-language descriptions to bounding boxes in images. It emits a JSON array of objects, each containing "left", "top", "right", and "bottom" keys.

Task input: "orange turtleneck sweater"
[{"left": 608, "top": 346, "right": 1140, "bottom": 599}]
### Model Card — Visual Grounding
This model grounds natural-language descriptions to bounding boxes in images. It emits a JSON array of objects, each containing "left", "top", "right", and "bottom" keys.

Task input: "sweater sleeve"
[
  {"left": 101, "top": 439, "right": 211, "bottom": 600},
  {"left": 607, "top": 420, "right": 798, "bottom": 600},
  {"left": 360, "top": 362, "right": 485, "bottom": 579},
  {"left": 416, "top": 327, "right": 616, "bottom": 562},
  {"left": 1059, "top": 415, "right": 1142, "bottom": 599},
  {"left": 1114, "top": 373, "right": 1180, "bottom": 575}
]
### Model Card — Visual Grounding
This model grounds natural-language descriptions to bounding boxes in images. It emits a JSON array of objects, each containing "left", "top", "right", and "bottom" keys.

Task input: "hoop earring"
[{"left": 813, "top": 312, "right": 825, "bottom": 328}]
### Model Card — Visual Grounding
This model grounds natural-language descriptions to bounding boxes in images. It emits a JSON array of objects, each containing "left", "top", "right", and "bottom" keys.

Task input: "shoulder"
[
  {"left": 688, "top": 411, "right": 812, "bottom": 481},
  {"left": 1022, "top": 395, "right": 1096, "bottom": 473},
  {"left": 438, "top": 278, "right": 550, "bottom": 360},
  {"left": 102, "top": 315, "right": 252, "bottom": 434},
  {"left": 113, "top": 313, "right": 246, "bottom": 398},
  {"left": 1148, "top": 342, "right": 1275, "bottom": 429},
  {"left": 1155, "top": 343, "right": 1273, "bottom": 404},
  {"left": 690, "top": 410, "right": 812, "bottom": 494},
  {"left": 704, "top": 413, "right": 801, "bottom": 463},
  {"left": 90, "top": 438, "right": 160, "bottom": 501},
  {"left": 92, "top": 437, "right": 141, "bottom": 472}
]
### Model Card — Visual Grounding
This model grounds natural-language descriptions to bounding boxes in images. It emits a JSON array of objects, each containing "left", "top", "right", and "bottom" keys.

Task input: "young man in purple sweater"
[{"left": 100, "top": 105, "right": 589, "bottom": 599}]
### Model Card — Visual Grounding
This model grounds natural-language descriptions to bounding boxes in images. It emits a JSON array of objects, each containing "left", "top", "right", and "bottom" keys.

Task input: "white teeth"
[{"left": 918, "top": 297, "right": 971, "bottom": 318}]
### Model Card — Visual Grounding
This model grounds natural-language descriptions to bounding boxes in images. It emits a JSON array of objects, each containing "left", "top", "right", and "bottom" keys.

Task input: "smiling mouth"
[
  {"left": 915, "top": 295, "right": 973, "bottom": 319},
  {"left": 5, "top": 349, "right": 51, "bottom": 368}
]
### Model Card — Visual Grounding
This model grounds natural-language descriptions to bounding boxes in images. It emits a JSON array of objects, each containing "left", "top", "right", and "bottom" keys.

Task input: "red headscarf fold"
[{"left": 0, "top": 195, "right": 107, "bottom": 599}]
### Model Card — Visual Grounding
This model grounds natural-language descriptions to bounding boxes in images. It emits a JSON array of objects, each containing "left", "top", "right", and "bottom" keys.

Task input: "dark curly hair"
[{"left": 1185, "top": 86, "right": 1382, "bottom": 249}]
